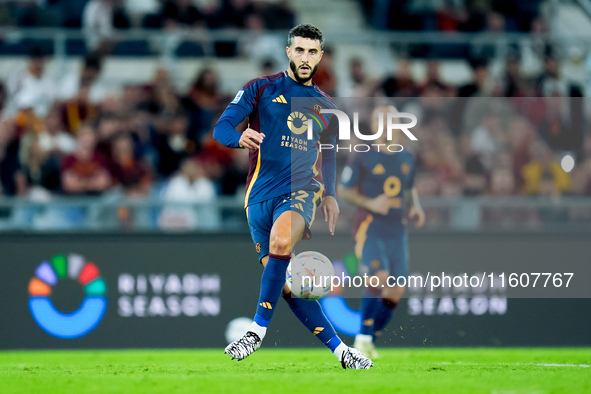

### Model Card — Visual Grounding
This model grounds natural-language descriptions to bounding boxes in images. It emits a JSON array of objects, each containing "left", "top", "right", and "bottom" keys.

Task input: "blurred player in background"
[
  {"left": 214, "top": 24, "right": 373, "bottom": 369},
  {"left": 339, "top": 106, "right": 425, "bottom": 359}
]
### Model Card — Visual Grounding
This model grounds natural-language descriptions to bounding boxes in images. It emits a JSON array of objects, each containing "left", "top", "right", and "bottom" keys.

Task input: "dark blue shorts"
[
  {"left": 356, "top": 220, "right": 409, "bottom": 278},
  {"left": 246, "top": 189, "right": 323, "bottom": 261}
]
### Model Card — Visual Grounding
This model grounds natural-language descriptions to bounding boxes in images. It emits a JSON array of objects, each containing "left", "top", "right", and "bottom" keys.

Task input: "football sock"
[
  {"left": 373, "top": 298, "right": 398, "bottom": 335},
  {"left": 359, "top": 289, "right": 380, "bottom": 336},
  {"left": 333, "top": 342, "right": 348, "bottom": 361},
  {"left": 282, "top": 292, "right": 343, "bottom": 356},
  {"left": 253, "top": 253, "right": 291, "bottom": 328},
  {"left": 247, "top": 321, "right": 267, "bottom": 340}
]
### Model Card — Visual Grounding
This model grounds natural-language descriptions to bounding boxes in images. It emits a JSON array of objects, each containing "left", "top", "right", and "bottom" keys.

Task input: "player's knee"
[
  {"left": 384, "top": 285, "right": 405, "bottom": 301},
  {"left": 269, "top": 233, "right": 292, "bottom": 255},
  {"left": 364, "top": 275, "right": 382, "bottom": 296},
  {"left": 375, "top": 271, "right": 389, "bottom": 286}
]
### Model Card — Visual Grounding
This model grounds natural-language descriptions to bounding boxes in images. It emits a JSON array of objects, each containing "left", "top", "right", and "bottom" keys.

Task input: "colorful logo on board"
[{"left": 28, "top": 254, "right": 107, "bottom": 339}]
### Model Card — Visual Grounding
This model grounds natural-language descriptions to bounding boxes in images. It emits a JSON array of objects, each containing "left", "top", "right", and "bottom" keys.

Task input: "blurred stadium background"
[
  {"left": 1, "top": 0, "right": 590, "bottom": 356},
  {"left": 1, "top": 0, "right": 591, "bottom": 232}
]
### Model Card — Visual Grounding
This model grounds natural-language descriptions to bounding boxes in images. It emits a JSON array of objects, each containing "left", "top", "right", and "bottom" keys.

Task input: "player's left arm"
[
  {"left": 319, "top": 116, "right": 339, "bottom": 235},
  {"left": 407, "top": 187, "right": 425, "bottom": 228}
]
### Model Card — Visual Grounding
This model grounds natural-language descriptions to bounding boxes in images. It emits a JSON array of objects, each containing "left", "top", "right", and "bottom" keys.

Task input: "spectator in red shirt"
[
  {"left": 109, "top": 133, "right": 151, "bottom": 196},
  {"left": 61, "top": 125, "right": 111, "bottom": 195}
]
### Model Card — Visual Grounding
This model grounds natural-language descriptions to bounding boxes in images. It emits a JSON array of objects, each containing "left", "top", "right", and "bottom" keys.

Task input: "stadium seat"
[
  {"left": 112, "top": 40, "right": 151, "bottom": 57},
  {"left": 175, "top": 41, "right": 205, "bottom": 58}
]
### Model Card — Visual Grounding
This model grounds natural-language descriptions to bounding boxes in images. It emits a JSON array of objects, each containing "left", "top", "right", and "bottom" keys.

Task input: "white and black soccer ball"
[{"left": 286, "top": 251, "right": 334, "bottom": 300}]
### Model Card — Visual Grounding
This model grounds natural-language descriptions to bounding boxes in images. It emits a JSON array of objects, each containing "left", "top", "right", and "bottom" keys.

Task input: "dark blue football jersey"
[
  {"left": 216, "top": 71, "right": 338, "bottom": 208},
  {"left": 341, "top": 149, "right": 416, "bottom": 235}
]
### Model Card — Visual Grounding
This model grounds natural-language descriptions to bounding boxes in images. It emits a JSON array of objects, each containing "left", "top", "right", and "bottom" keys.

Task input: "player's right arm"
[
  {"left": 339, "top": 185, "right": 390, "bottom": 216},
  {"left": 213, "top": 83, "right": 265, "bottom": 150},
  {"left": 337, "top": 152, "right": 390, "bottom": 215}
]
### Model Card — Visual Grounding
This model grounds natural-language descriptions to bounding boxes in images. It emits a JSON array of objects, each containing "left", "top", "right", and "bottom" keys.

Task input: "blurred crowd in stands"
[
  {"left": 0, "top": 0, "right": 295, "bottom": 57},
  {"left": 337, "top": 50, "right": 590, "bottom": 198},
  {"left": 359, "top": 0, "right": 543, "bottom": 33},
  {"left": 0, "top": 48, "right": 240, "bottom": 228},
  {"left": 2, "top": 0, "right": 540, "bottom": 34},
  {"left": 1, "top": 0, "right": 295, "bottom": 30},
  {"left": 0, "top": 0, "right": 590, "bottom": 230}
]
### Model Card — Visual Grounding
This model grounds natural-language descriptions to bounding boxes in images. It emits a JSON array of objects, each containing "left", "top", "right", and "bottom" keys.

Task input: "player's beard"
[{"left": 289, "top": 60, "right": 319, "bottom": 84}]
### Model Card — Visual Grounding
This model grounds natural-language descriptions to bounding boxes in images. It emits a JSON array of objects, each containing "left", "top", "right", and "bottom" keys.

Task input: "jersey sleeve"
[
  {"left": 340, "top": 151, "right": 364, "bottom": 189},
  {"left": 319, "top": 115, "right": 338, "bottom": 197},
  {"left": 213, "top": 80, "right": 259, "bottom": 148}
]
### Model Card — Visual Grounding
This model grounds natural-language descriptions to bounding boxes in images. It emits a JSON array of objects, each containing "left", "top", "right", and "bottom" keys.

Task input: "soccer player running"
[
  {"left": 339, "top": 106, "right": 425, "bottom": 359},
  {"left": 213, "top": 24, "right": 373, "bottom": 369}
]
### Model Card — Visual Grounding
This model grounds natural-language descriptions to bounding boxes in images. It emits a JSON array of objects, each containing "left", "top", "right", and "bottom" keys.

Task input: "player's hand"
[
  {"left": 365, "top": 194, "right": 390, "bottom": 215},
  {"left": 239, "top": 128, "right": 265, "bottom": 150},
  {"left": 409, "top": 207, "right": 425, "bottom": 228},
  {"left": 321, "top": 195, "right": 340, "bottom": 236}
]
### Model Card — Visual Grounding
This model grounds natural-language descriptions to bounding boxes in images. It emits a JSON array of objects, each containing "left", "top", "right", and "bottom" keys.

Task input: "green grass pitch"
[{"left": 1, "top": 348, "right": 590, "bottom": 393}]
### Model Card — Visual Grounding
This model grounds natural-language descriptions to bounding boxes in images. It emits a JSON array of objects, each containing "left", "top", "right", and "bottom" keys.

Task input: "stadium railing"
[
  {"left": 1, "top": 28, "right": 590, "bottom": 58},
  {"left": 1, "top": 195, "right": 590, "bottom": 232}
]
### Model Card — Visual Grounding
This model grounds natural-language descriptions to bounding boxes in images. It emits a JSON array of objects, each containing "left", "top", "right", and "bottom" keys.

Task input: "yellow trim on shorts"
[
  {"left": 244, "top": 149, "right": 262, "bottom": 208},
  {"left": 309, "top": 187, "right": 324, "bottom": 228},
  {"left": 355, "top": 214, "right": 374, "bottom": 260}
]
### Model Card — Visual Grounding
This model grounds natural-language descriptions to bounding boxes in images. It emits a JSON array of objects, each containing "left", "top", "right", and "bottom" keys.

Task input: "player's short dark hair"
[{"left": 287, "top": 24, "right": 324, "bottom": 49}]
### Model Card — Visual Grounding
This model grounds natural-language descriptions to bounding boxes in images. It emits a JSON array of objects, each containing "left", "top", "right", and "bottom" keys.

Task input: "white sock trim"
[
  {"left": 248, "top": 322, "right": 267, "bottom": 340},
  {"left": 333, "top": 343, "right": 348, "bottom": 360}
]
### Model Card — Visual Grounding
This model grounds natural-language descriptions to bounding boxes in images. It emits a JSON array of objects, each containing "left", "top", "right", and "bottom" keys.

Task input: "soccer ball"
[{"left": 286, "top": 251, "right": 334, "bottom": 300}]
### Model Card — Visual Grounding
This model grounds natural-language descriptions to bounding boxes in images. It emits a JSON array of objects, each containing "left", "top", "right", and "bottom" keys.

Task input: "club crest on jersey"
[{"left": 314, "top": 103, "right": 322, "bottom": 113}]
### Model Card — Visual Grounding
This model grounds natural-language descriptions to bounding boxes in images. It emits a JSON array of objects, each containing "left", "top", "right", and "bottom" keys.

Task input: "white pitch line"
[
  {"left": 536, "top": 363, "right": 589, "bottom": 368},
  {"left": 439, "top": 362, "right": 589, "bottom": 368}
]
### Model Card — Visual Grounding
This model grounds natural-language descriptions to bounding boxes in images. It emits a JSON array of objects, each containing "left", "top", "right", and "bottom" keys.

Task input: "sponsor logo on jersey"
[{"left": 287, "top": 111, "right": 308, "bottom": 135}]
